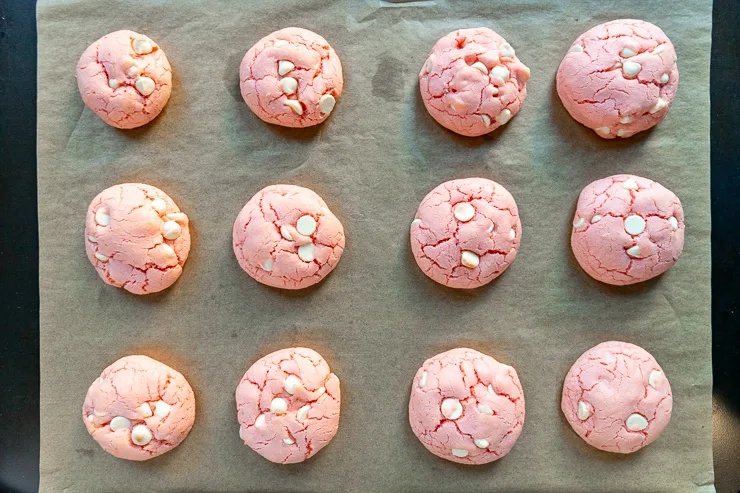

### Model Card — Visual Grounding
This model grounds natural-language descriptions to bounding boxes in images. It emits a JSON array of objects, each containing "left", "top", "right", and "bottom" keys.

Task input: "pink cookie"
[
  {"left": 85, "top": 183, "right": 191, "bottom": 294},
  {"left": 408, "top": 348, "right": 525, "bottom": 464},
  {"left": 235, "top": 348, "right": 341, "bottom": 464},
  {"left": 76, "top": 30, "right": 172, "bottom": 129},
  {"left": 232, "top": 184, "right": 345, "bottom": 290},
  {"left": 240, "top": 27, "right": 343, "bottom": 128},
  {"left": 556, "top": 19, "right": 679, "bottom": 139},
  {"left": 419, "top": 28, "right": 530, "bottom": 137},
  {"left": 82, "top": 355, "right": 196, "bottom": 461},
  {"left": 562, "top": 341, "right": 672, "bottom": 454},
  {"left": 410, "top": 178, "right": 521, "bottom": 289},
  {"left": 571, "top": 174, "right": 684, "bottom": 285}
]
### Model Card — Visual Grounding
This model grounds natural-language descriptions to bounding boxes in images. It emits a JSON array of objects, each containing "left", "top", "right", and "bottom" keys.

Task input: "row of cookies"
[{"left": 76, "top": 20, "right": 677, "bottom": 138}]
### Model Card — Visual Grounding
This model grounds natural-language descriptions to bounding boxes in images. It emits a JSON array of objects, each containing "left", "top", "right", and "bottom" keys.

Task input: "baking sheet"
[{"left": 37, "top": 0, "right": 713, "bottom": 491}]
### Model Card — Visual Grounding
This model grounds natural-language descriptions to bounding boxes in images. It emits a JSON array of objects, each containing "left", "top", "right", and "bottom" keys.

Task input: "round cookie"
[
  {"left": 561, "top": 341, "right": 672, "bottom": 453},
  {"left": 410, "top": 178, "right": 521, "bottom": 289},
  {"left": 76, "top": 30, "right": 172, "bottom": 129},
  {"left": 408, "top": 348, "right": 525, "bottom": 464},
  {"left": 85, "top": 183, "right": 191, "bottom": 294},
  {"left": 232, "top": 184, "right": 345, "bottom": 290},
  {"left": 82, "top": 355, "right": 196, "bottom": 461},
  {"left": 240, "top": 27, "right": 343, "bottom": 128},
  {"left": 235, "top": 347, "right": 341, "bottom": 464},
  {"left": 419, "top": 28, "right": 530, "bottom": 137},
  {"left": 571, "top": 174, "right": 684, "bottom": 285},
  {"left": 556, "top": 19, "right": 678, "bottom": 139}
]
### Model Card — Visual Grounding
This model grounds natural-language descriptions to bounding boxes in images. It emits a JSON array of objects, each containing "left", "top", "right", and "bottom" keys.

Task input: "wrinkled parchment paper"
[{"left": 37, "top": 1, "right": 713, "bottom": 491}]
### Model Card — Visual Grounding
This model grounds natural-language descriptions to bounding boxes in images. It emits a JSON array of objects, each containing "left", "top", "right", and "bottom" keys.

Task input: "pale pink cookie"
[
  {"left": 562, "top": 341, "right": 672, "bottom": 453},
  {"left": 240, "top": 27, "right": 343, "bottom": 128},
  {"left": 82, "top": 355, "right": 196, "bottom": 461},
  {"left": 76, "top": 30, "right": 172, "bottom": 129},
  {"left": 235, "top": 348, "right": 341, "bottom": 464},
  {"left": 232, "top": 184, "right": 345, "bottom": 290},
  {"left": 410, "top": 178, "right": 521, "bottom": 289},
  {"left": 419, "top": 28, "right": 530, "bottom": 137},
  {"left": 408, "top": 348, "right": 525, "bottom": 464},
  {"left": 571, "top": 174, "right": 684, "bottom": 285},
  {"left": 557, "top": 19, "right": 679, "bottom": 139},
  {"left": 85, "top": 183, "right": 191, "bottom": 294}
]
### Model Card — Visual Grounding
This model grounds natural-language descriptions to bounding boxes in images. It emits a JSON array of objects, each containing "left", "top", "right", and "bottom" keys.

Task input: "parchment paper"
[{"left": 37, "top": 1, "right": 713, "bottom": 491}]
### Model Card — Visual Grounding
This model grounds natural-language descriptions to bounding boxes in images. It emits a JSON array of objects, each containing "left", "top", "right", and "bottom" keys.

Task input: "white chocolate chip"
[
  {"left": 254, "top": 414, "right": 266, "bottom": 428},
  {"left": 166, "top": 213, "right": 189, "bottom": 224},
  {"left": 622, "top": 178, "right": 639, "bottom": 190},
  {"left": 411, "top": 218, "right": 422, "bottom": 227},
  {"left": 95, "top": 208, "right": 110, "bottom": 226},
  {"left": 316, "top": 386, "right": 326, "bottom": 396},
  {"left": 470, "top": 61, "right": 488, "bottom": 74},
  {"left": 284, "top": 99, "right": 303, "bottom": 115},
  {"left": 296, "top": 215, "right": 317, "bottom": 236},
  {"left": 487, "top": 384, "right": 495, "bottom": 395},
  {"left": 596, "top": 126, "right": 611, "bottom": 135},
  {"left": 262, "top": 258, "right": 273, "bottom": 272},
  {"left": 284, "top": 375, "right": 301, "bottom": 395},
  {"left": 239, "top": 427, "right": 244, "bottom": 440},
  {"left": 573, "top": 217, "right": 586, "bottom": 229},
  {"left": 280, "top": 77, "right": 298, "bottom": 95},
  {"left": 490, "top": 86, "right": 499, "bottom": 95},
  {"left": 108, "top": 79, "right": 119, "bottom": 89},
  {"left": 87, "top": 414, "right": 94, "bottom": 422},
  {"left": 461, "top": 251, "right": 480, "bottom": 269},
  {"left": 273, "top": 39, "right": 288, "bottom": 48},
  {"left": 617, "top": 129, "right": 628, "bottom": 137},
  {"left": 648, "top": 370, "right": 662, "bottom": 388},
  {"left": 624, "top": 215, "right": 646, "bottom": 235},
  {"left": 591, "top": 215, "right": 602, "bottom": 223},
  {"left": 626, "top": 245, "right": 642, "bottom": 258},
  {"left": 569, "top": 45, "right": 584, "bottom": 53},
  {"left": 278, "top": 60, "right": 295, "bottom": 76},
  {"left": 162, "top": 221, "right": 182, "bottom": 240},
  {"left": 577, "top": 401, "right": 591, "bottom": 420},
  {"left": 154, "top": 400, "right": 171, "bottom": 417},
  {"left": 620, "top": 47, "right": 637, "bottom": 58},
  {"left": 426, "top": 58, "right": 433, "bottom": 73},
  {"left": 109, "top": 416, "right": 131, "bottom": 431},
  {"left": 474, "top": 438, "right": 489, "bottom": 449},
  {"left": 96, "top": 377, "right": 103, "bottom": 385},
  {"left": 135, "top": 76, "right": 155, "bottom": 96},
  {"left": 626, "top": 413, "right": 649, "bottom": 431},
  {"left": 127, "top": 65, "right": 140, "bottom": 77},
  {"left": 280, "top": 225, "right": 293, "bottom": 240},
  {"left": 620, "top": 115, "right": 633, "bottom": 124},
  {"left": 495, "top": 109, "right": 511, "bottom": 125},
  {"left": 88, "top": 236, "right": 98, "bottom": 243},
  {"left": 669, "top": 216, "right": 678, "bottom": 231},
  {"left": 651, "top": 44, "right": 665, "bottom": 55},
  {"left": 151, "top": 199, "right": 167, "bottom": 214},
  {"left": 94, "top": 252, "right": 109, "bottom": 262},
  {"left": 441, "top": 398, "right": 463, "bottom": 420},
  {"left": 649, "top": 98, "right": 668, "bottom": 114},
  {"left": 451, "top": 449, "right": 469, "bottom": 458},
  {"left": 133, "top": 37, "right": 153, "bottom": 55},
  {"left": 131, "top": 424, "right": 153, "bottom": 445},
  {"left": 296, "top": 405, "right": 310, "bottom": 423},
  {"left": 160, "top": 243, "right": 176, "bottom": 258},
  {"left": 454, "top": 203, "right": 475, "bottom": 222},
  {"left": 499, "top": 43, "right": 515, "bottom": 57},
  {"left": 490, "top": 65, "right": 509, "bottom": 81},
  {"left": 93, "top": 409, "right": 108, "bottom": 417},
  {"left": 270, "top": 397, "right": 288, "bottom": 415},
  {"left": 481, "top": 114, "right": 491, "bottom": 127},
  {"left": 419, "top": 371, "right": 427, "bottom": 388},
  {"left": 137, "top": 403, "right": 153, "bottom": 418},
  {"left": 660, "top": 73, "right": 669, "bottom": 84},
  {"left": 487, "top": 224, "right": 494, "bottom": 233},
  {"left": 509, "top": 229, "right": 516, "bottom": 240},
  {"left": 283, "top": 437, "right": 295, "bottom": 445},
  {"left": 612, "top": 61, "right": 623, "bottom": 70},
  {"left": 319, "top": 94, "right": 336, "bottom": 114},
  {"left": 622, "top": 61, "right": 642, "bottom": 78},
  {"left": 297, "top": 243, "right": 315, "bottom": 262},
  {"left": 477, "top": 404, "right": 493, "bottom": 415}
]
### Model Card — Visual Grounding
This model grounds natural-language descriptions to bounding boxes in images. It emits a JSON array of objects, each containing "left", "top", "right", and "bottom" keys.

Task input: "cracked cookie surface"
[
  {"left": 235, "top": 347, "right": 341, "bottom": 464},
  {"left": 82, "top": 355, "right": 196, "bottom": 461},
  {"left": 76, "top": 30, "right": 171, "bottom": 129},
  {"left": 561, "top": 341, "right": 672, "bottom": 453},
  {"left": 556, "top": 19, "right": 678, "bottom": 139},
  {"left": 408, "top": 348, "right": 525, "bottom": 465},
  {"left": 85, "top": 183, "right": 191, "bottom": 294}
]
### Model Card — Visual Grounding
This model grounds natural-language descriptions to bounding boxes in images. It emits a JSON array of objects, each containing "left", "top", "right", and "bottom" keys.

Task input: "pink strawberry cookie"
[
  {"left": 562, "top": 341, "right": 672, "bottom": 454},
  {"left": 82, "top": 355, "right": 196, "bottom": 461},
  {"left": 410, "top": 178, "right": 521, "bottom": 289},
  {"left": 571, "top": 174, "right": 684, "bottom": 285},
  {"left": 235, "top": 347, "right": 341, "bottom": 464},
  {"left": 232, "top": 184, "right": 345, "bottom": 290},
  {"left": 557, "top": 19, "right": 679, "bottom": 139},
  {"left": 240, "top": 27, "right": 343, "bottom": 128},
  {"left": 408, "top": 348, "right": 525, "bottom": 464},
  {"left": 76, "top": 30, "right": 172, "bottom": 129},
  {"left": 85, "top": 183, "right": 191, "bottom": 294},
  {"left": 419, "top": 28, "right": 530, "bottom": 137}
]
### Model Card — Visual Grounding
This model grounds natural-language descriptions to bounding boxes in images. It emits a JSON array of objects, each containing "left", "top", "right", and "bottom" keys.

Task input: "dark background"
[{"left": 0, "top": 0, "right": 737, "bottom": 492}]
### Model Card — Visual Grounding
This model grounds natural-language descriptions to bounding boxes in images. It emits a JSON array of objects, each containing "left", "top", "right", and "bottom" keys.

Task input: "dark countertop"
[{"left": 1, "top": 1, "right": 738, "bottom": 492}]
